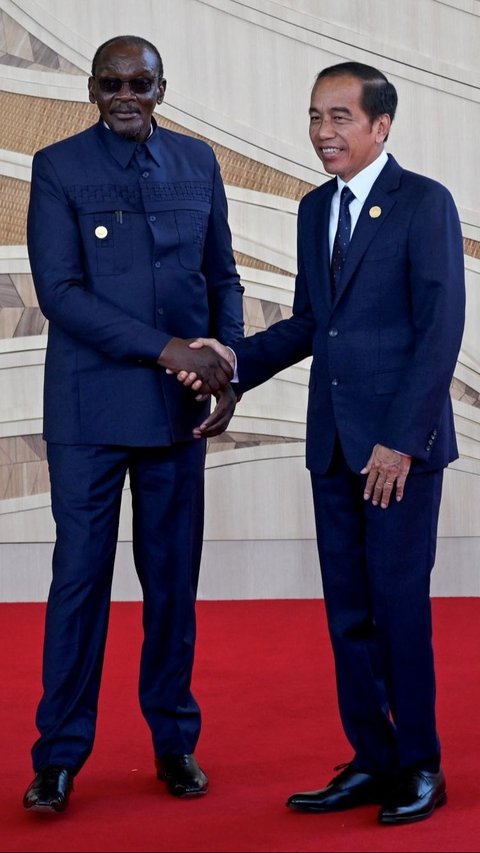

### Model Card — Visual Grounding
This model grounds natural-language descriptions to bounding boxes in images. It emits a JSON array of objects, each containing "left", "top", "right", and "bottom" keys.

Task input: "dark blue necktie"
[{"left": 331, "top": 186, "right": 355, "bottom": 299}]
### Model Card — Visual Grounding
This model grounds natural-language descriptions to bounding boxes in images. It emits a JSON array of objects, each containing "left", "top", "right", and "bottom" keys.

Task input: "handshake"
[
  {"left": 158, "top": 336, "right": 234, "bottom": 395},
  {"left": 158, "top": 336, "right": 237, "bottom": 438}
]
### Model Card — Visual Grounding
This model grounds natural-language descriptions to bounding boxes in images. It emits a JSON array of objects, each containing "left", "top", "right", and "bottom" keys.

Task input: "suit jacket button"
[
  {"left": 328, "top": 328, "right": 339, "bottom": 337},
  {"left": 331, "top": 377, "right": 339, "bottom": 386}
]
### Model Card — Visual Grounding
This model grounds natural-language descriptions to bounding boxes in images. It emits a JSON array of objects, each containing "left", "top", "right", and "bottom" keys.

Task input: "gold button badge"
[
  {"left": 95, "top": 225, "right": 108, "bottom": 239},
  {"left": 369, "top": 206, "right": 382, "bottom": 219}
]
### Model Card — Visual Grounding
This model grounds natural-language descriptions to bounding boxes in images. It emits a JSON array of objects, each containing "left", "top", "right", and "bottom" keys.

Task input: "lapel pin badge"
[
  {"left": 369, "top": 205, "right": 382, "bottom": 219},
  {"left": 94, "top": 225, "right": 108, "bottom": 239}
]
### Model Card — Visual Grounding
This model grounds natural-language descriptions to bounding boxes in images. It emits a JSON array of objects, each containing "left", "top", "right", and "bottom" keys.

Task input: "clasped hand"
[
  {"left": 159, "top": 337, "right": 236, "bottom": 437},
  {"left": 158, "top": 337, "right": 232, "bottom": 394}
]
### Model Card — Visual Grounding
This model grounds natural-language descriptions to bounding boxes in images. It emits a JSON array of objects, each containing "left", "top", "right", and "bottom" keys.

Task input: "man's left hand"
[
  {"left": 193, "top": 383, "right": 237, "bottom": 438},
  {"left": 361, "top": 444, "right": 412, "bottom": 508}
]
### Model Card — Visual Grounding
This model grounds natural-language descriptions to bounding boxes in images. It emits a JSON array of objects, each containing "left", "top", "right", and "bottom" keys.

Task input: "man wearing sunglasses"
[{"left": 23, "top": 34, "right": 244, "bottom": 813}]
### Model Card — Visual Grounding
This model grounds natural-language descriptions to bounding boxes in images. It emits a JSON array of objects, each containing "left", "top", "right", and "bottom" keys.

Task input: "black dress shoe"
[
  {"left": 287, "top": 763, "right": 384, "bottom": 812},
  {"left": 379, "top": 768, "right": 446, "bottom": 824},
  {"left": 156, "top": 754, "right": 208, "bottom": 797},
  {"left": 23, "top": 766, "right": 74, "bottom": 813}
]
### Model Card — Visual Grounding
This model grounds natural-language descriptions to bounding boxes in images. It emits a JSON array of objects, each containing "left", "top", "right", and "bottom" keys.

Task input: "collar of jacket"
[{"left": 96, "top": 116, "right": 163, "bottom": 169}]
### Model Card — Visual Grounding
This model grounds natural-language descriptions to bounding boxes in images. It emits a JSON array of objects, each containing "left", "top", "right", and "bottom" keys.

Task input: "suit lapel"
[
  {"left": 333, "top": 155, "right": 402, "bottom": 306},
  {"left": 303, "top": 180, "right": 336, "bottom": 313}
]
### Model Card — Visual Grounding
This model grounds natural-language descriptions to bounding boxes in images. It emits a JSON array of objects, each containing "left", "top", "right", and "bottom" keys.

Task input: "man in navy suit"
[
  {"left": 23, "top": 34, "right": 243, "bottom": 813},
  {"left": 184, "top": 62, "right": 465, "bottom": 824}
]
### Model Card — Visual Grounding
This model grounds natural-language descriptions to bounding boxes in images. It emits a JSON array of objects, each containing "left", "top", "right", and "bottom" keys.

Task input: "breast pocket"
[
  {"left": 175, "top": 210, "right": 209, "bottom": 270},
  {"left": 82, "top": 212, "right": 133, "bottom": 275},
  {"left": 365, "top": 242, "right": 399, "bottom": 262}
]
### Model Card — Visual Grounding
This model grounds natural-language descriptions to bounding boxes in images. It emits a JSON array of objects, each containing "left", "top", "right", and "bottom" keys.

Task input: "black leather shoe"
[
  {"left": 156, "top": 754, "right": 208, "bottom": 797},
  {"left": 23, "top": 766, "right": 74, "bottom": 813},
  {"left": 379, "top": 768, "right": 446, "bottom": 824},
  {"left": 287, "top": 763, "right": 384, "bottom": 812}
]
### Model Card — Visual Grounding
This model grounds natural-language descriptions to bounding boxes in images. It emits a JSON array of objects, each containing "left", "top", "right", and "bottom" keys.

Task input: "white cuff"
[{"left": 226, "top": 346, "right": 239, "bottom": 383}]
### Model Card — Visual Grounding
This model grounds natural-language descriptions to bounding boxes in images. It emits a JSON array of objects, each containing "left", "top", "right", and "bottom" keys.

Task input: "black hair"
[
  {"left": 315, "top": 61, "right": 397, "bottom": 136},
  {"left": 91, "top": 35, "right": 163, "bottom": 78}
]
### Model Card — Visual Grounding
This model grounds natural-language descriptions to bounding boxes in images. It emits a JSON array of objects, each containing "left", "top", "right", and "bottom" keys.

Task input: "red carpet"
[{"left": 1, "top": 599, "right": 479, "bottom": 852}]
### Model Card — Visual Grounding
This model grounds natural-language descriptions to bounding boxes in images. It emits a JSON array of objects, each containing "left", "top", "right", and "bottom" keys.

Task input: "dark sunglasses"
[{"left": 96, "top": 77, "right": 156, "bottom": 95}]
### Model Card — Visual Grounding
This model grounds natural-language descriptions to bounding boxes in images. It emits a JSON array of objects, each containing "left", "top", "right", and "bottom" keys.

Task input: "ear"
[
  {"left": 375, "top": 113, "right": 391, "bottom": 143},
  {"left": 87, "top": 77, "right": 96, "bottom": 104},
  {"left": 156, "top": 77, "right": 167, "bottom": 106}
]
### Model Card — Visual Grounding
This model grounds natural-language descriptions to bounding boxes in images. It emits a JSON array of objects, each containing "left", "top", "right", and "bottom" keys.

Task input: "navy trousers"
[
  {"left": 32, "top": 440, "right": 206, "bottom": 773},
  {"left": 311, "top": 439, "right": 444, "bottom": 776}
]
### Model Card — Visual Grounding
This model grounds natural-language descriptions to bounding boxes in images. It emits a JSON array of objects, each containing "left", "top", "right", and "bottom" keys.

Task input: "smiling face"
[
  {"left": 308, "top": 74, "right": 390, "bottom": 182},
  {"left": 88, "top": 41, "right": 166, "bottom": 143}
]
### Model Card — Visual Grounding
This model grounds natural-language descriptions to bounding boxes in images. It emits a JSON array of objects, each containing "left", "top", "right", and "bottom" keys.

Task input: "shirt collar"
[
  {"left": 336, "top": 149, "right": 388, "bottom": 202},
  {"left": 98, "top": 116, "right": 163, "bottom": 168}
]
